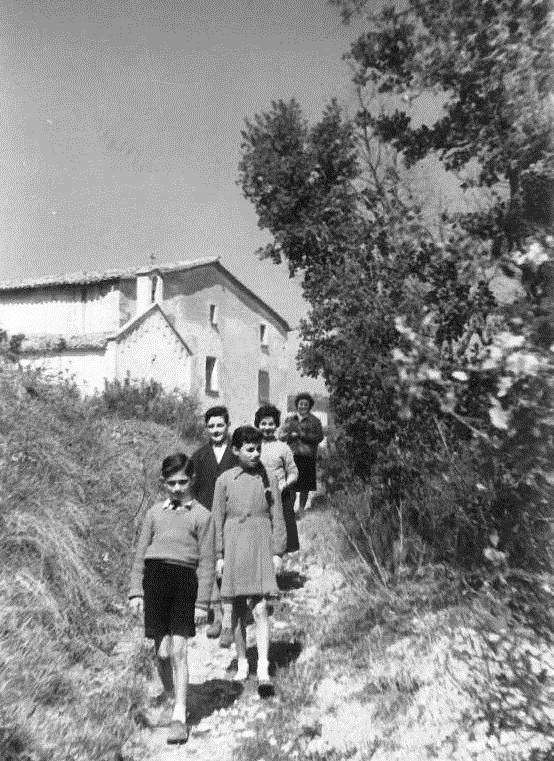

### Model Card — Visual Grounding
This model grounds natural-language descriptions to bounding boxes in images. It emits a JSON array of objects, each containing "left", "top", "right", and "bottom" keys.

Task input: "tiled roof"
[
  {"left": 0, "top": 257, "right": 219, "bottom": 291},
  {"left": 19, "top": 333, "right": 112, "bottom": 354},
  {"left": 0, "top": 255, "right": 291, "bottom": 332}
]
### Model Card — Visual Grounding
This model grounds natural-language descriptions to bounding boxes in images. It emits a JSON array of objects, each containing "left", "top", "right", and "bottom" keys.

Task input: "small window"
[
  {"left": 258, "top": 370, "right": 270, "bottom": 404},
  {"left": 209, "top": 304, "right": 218, "bottom": 326},
  {"left": 205, "top": 356, "right": 219, "bottom": 394},
  {"left": 260, "top": 323, "right": 268, "bottom": 346},
  {"left": 151, "top": 275, "right": 158, "bottom": 304}
]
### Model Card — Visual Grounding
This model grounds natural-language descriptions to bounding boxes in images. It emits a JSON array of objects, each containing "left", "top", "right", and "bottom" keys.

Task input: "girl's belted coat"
[{"left": 212, "top": 466, "right": 286, "bottom": 599}]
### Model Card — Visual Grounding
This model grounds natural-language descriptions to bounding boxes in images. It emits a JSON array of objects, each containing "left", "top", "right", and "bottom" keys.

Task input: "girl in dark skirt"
[
  {"left": 255, "top": 404, "right": 300, "bottom": 553},
  {"left": 280, "top": 393, "right": 324, "bottom": 516}
]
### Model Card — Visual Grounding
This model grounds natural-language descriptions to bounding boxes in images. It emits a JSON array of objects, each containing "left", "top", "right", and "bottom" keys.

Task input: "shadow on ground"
[
  {"left": 225, "top": 639, "right": 304, "bottom": 677},
  {"left": 187, "top": 679, "right": 244, "bottom": 724},
  {"left": 277, "top": 570, "right": 307, "bottom": 591}
]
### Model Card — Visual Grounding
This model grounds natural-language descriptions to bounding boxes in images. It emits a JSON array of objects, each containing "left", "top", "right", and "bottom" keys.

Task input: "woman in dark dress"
[{"left": 280, "top": 393, "right": 324, "bottom": 516}]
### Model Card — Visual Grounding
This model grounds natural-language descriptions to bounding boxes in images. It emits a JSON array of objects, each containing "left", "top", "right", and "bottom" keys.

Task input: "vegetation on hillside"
[
  {"left": 239, "top": 0, "right": 553, "bottom": 576},
  {"left": 0, "top": 359, "right": 201, "bottom": 761}
]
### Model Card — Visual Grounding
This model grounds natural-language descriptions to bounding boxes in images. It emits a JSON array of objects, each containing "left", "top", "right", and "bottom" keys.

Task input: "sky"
[{"left": 0, "top": 0, "right": 378, "bottom": 326}]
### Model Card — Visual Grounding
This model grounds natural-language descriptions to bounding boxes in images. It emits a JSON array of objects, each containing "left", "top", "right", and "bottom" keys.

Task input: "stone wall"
[{"left": 20, "top": 350, "right": 110, "bottom": 393}]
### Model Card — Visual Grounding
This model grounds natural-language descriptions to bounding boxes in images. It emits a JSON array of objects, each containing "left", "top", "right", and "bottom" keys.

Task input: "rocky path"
[
  {"left": 125, "top": 516, "right": 340, "bottom": 761},
  {"left": 121, "top": 510, "right": 553, "bottom": 761}
]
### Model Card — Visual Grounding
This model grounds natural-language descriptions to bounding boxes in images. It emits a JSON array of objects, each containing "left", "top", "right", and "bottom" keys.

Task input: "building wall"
[
  {"left": 3, "top": 265, "right": 292, "bottom": 422},
  {"left": 118, "top": 279, "right": 137, "bottom": 326},
  {"left": 163, "top": 267, "right": 289, "bottom": 425},
  {"left": 0, "top": 283, "right": 121, "bottom": 335},
  {"left": 114, "top": 309, "right": 191, "bottom": 392},
  {"left": 20, "top": 350, "right": 109, "bottom": 393}
]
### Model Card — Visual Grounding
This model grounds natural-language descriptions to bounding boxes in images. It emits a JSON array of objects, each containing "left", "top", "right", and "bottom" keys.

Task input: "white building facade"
[{"left": 0, "top": 258, "right": 291, "bottom": 426}]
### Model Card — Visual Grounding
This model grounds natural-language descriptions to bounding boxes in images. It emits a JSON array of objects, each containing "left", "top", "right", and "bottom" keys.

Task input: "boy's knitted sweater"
[{"left": 129, "top": 498, "right": 215, "bottom": 608}]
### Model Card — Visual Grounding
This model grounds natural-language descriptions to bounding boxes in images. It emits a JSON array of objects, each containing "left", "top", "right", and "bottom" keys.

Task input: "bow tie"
[{"left": 169, "top": 500, "right": 193, "bottom": 510}]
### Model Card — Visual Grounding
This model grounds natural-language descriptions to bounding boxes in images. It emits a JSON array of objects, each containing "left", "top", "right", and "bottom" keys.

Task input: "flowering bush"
[{"left": 391, "top": 236, "right": 553, "bottom": 570}]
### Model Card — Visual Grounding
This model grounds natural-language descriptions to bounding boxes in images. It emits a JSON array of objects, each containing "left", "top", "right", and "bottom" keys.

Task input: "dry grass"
[{"left": 0, "top": 363, "right": 200, "bottom": 761}]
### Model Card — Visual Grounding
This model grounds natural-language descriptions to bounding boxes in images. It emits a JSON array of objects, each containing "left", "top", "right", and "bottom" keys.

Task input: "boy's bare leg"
[
  {"left": 154, "top": 635, "right": 174, "bottom": 696},
  {"left": 170, "top": 635, "right": 188, "bottom": 723}
]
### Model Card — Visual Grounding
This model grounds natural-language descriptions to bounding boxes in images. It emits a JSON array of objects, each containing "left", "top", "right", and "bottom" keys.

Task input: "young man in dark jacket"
[{"left": 190, "top": 405, "right": 237, "bottom": 644}]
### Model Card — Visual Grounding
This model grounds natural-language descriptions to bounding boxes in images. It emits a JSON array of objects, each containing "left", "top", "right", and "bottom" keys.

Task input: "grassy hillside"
[{"left": 0, "top": 363, "right": 200, "bottom": 761}]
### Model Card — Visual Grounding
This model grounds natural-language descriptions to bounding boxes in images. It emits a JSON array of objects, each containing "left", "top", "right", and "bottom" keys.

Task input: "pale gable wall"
[
  {"left": 20, "top": 350, "right": 109, "bottom": 393},
  {"left": 0, "top": 283, "right": 121, "bottom": 335},
  {"left": 163, "top": 266, "right": 289, "bottom": 425},
  {"left": 114, "top": 309, "right": 191, "bottom": 393}
]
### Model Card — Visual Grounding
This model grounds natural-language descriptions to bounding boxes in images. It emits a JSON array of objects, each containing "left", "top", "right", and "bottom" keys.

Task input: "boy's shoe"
[
  {"left": 257, "top": 678, "right": 275, "bottom": 698},
  {"left": 206, "top": 619, "right": 222, "bottom": 638},
  {"left": 167, "top": 720, "right": 189, "bottom": 745},
  {"left": 219, "top": 627, "right": 234, "bottom": 648}
]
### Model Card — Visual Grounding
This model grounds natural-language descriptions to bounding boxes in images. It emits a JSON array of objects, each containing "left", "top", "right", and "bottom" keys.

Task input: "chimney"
[{"left": 136, "top": 270, "right": 163, "bottom": 314}]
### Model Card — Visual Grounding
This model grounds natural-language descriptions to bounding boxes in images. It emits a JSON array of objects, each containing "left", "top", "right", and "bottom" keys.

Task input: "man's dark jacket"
[{"left": 190, "top": 443, "right": 238, "bottom": 510}]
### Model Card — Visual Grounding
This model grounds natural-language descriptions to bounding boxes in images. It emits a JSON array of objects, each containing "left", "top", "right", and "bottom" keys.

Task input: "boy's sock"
[{"left": 171, "top": 702, "right": 187, "bottom": 723}]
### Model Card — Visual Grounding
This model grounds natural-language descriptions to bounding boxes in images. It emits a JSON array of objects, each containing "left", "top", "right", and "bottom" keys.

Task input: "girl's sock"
[
  {"left": 236, "top": 657, "right": 249, "bottom": 680},
  {"left": 256, "top": 657, "right": 270, "bottom": 681}
]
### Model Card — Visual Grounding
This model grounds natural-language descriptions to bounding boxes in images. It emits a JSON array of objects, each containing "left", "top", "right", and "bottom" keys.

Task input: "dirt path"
[
  {"left": 125, "top": 517, "right": 335, "bottom": 761},
  {"left": 122, "top": 509, "right": 553, "bottom": 761}
]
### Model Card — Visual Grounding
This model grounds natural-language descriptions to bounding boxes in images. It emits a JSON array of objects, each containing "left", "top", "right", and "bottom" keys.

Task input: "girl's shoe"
[
  {"left": 235, "top": 658, "right": 249, "bottom": 681},
  {"left": 167, "top": 720, "right": 189, "bottom": 745},
  {"left": 257, "top": 678, "right": 275, "bottom": 698}
]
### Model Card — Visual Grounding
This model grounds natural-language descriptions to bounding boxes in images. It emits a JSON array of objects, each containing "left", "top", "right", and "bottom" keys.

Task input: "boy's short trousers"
[{"left": 143, "top": 560, "right": 198, "bottom": 639}]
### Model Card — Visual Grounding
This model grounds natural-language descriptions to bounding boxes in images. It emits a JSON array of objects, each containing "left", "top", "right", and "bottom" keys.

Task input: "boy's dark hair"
[
  {"left": 204, "top": 405, "right": 230, "bottom": 424},
  {"left": 294, "top": 392, "right": 315, "bottom": 410},
  {"left": 231, "top": 425, "right": 263, "bottom": 449},
  {"left": 161, "top": 453, "right": 195, "bottom": 480},
  {"left": 254, "top": 404, "right": 281, "bottom": 428}
]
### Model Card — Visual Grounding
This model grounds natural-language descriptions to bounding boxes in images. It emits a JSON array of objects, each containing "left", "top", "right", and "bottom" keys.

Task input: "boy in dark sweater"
[
  {"left": 129, "top": 453, "right": 214, "bottom": 745},
  {"left": 190, "top": 406, "right": 237, "bottom": 643}
]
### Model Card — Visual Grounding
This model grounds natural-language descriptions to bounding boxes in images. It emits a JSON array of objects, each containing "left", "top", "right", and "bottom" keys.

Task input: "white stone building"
[{"left": 0, "top": 257, "right": 292, "bottom": 426}]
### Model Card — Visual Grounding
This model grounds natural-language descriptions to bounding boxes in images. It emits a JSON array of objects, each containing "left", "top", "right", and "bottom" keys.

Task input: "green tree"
[
  {"left": 239, "top": 1, "right": 553, "bottom": 568},
  {"left": 336, "top": 0, "right": 553, "bottom": 230}
]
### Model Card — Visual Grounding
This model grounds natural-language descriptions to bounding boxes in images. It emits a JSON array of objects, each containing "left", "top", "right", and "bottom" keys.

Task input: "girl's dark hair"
[
  {"left": 294, "top": 392, "right": 315, "bottom": 410},
  {"left": 204, "top": 405, "right": 230, "bottom": 424},
  {"left": 161, "top": 453, "right": 195, "bottom": 480},
  {"left": 254, "top": 404, "right": 281, "bottom": 428},
  {"left": 231, "top": 425, "right": 263, "bottom": 449}
]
